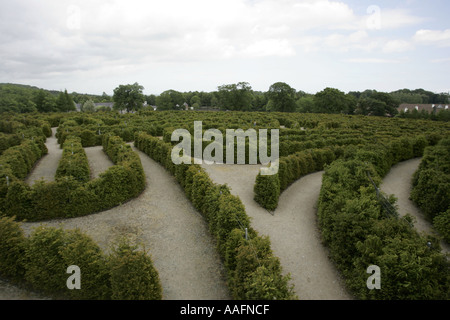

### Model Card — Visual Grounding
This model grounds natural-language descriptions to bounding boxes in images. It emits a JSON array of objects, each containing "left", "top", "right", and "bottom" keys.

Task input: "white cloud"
[
  {"left": 345, "top": 58, "right": 404, "bottom": 64},
  {"left": 382, "top": 40, "right": 414, "bottom": 53},
  {"left": 414, "top": 29, "right": 450, "bottom": 47},
  {"left": 375, "top": 9, "right": 424, "bottom": 30},
  {"left": 0, "top": 0, "right": 442, "bottom": 94}
]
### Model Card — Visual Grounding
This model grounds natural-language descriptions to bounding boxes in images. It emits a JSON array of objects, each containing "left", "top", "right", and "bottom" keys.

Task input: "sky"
[{"left": 0, "top": 0, "right": 449, "bottom": 96}]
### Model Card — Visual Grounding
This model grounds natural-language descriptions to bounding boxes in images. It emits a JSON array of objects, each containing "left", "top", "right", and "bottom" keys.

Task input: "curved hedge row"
[
  {"left": 411, "top": 138, "right": 450, "bottom": 243},
  {"left": 56, "top": 136, "right": 90, "bottom": 183},
  {"left": 1, "top": 135, "right": 145, "bottom": 221},
  {"left": 135, "top": 132, "right": 296, "bottom": 300},
  {"left": 254, "top": 147, "right": 342, "bottom": 210},
  {"left": 0, "top": 215, "right": 162, "bottom": 300},
  {"left": 317, "top": 135, "right": 450, "bottom": 299}
]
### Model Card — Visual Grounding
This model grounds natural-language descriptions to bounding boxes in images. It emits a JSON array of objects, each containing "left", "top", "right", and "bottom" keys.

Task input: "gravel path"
[
  {"left": 200, "top": 163, "right": 351, "bottom": 300},
  {"left": 84, "top": 146, "right": 114, "bottom": 178},
  {"left": 25, "top": 128, "right": 62, "bottom": 185},
  {"left": 6, "top": 144, "right": 446, "bottom": 300},
  {"left": 2, "top": 143, "right": 230, "bottom": 300},
  {"left": 380, "top": 158, "right": 450, "bottom": 255}
]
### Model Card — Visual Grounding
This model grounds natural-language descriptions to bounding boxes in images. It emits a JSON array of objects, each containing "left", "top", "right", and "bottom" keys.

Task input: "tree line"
[{"left": 1, "top": 82, "right": 449, "bottom": 118}]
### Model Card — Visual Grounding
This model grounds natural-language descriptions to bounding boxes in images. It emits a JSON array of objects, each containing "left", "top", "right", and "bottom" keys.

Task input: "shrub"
[
  {"left": 61, "top": 229, "right": 111, "bottom": 300},
  {"left": 135, "top": 132, "right": 296, "bottom": 300},
  {"left": 317, "top": 143, "right": 450, "bottom": 299},
  {"left": 434, "top": 209, "right": 450, "bottom": 243},
  {"left": 24, "top": 226, "right": 68, "bottom": 295},
  {"left": 108, "top": 238, "right": 162, "bottom": 300},
  {"left": 0, "top": 215, "right": 27, "bottom": 280},
  {"left": 253, "top": 172, "right": 280, "bottom": 211},
  {"left": 56, "top": 136, "right": 90, "bottom": 183}
]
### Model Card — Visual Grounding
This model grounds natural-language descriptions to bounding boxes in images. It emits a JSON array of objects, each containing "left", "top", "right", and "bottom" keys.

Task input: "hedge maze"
[{"left": 0, "top": 110, "right": 449, "bottom": 300}]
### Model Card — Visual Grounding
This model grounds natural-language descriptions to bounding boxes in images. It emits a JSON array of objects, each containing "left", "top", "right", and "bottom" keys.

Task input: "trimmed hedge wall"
[
  {"left": 317, "top": 135, "right": 450, "bottom": 299},
  {"left": 1, "top": 135, "right": 145, "bottom": 221},
  {"left": 0, "top": 215, "right": 162, "bottom": 300},
  {"left": 56, "top": 136, "right": 90, "bottom": 183},
  {"left": 253, "top": 147, "right": 342, "bottom": 210},
  {"left": 411, "top": 138, "right": 450, "bottom": 243},
  {"left": 135, "top": 132, "right": 296, "bottom": 300}
]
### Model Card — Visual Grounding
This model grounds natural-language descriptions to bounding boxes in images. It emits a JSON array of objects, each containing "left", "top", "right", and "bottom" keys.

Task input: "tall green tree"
[
  {"left": 113, "top": 83, "right": 145, "bottom": 113},
  {"left": 34, "top": 89, "right": 56, "bottom": 113},
  {"left": 217, "top": 82, "right": 253, "bottom": 111},
  {"left": 55, "top": 89, "right": 75, "bottom": 112},
  {"left": 155, "top": 90, "right": 185, "bottom": 110},
  {"left": 314, "top": 87, "right": 356, "bottom": 114},
  {"left": 266, "top": 82, "right": 297, "bottom": 112}
]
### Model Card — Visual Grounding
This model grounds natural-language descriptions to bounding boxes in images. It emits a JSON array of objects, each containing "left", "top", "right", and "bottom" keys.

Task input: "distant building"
[
  {"left": 76, "top": 102, "right": 154, "bottom": 112},
  {"left": 398, "top": 103, "right": 449, "bottom": 114},
  {"left": 75, "top": 102, "right": 113, "bottom": 111}
]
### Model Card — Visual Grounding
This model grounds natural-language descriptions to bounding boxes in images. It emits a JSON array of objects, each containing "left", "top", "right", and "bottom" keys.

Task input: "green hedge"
[
  {"left": 253, "top": 147, "right": 340, "bottom": 210},
  {"left": 1, "top": 135, "right": 145, "bottom": 221},
  {"left": 135, "top": 132, "right": 296, "bottom": 300},
  {"left": 411, "top": 138, "right": 450, "bottom": 243},
  {"left": 317, "top": 136, "right": 450, "bottom": 299},
  {"left": 0, "top": 215, "right": 162, "bottom": 300},
  {"left": 56, "top": 136, "right": 90, "bottom": 183},
  {"left": 0, "top": 138, "right": 47, "bottom": 180}
]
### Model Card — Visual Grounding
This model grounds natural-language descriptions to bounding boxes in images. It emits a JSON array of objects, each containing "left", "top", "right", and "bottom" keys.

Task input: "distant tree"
[
  {"left": 314, "top": 88, "right": 356, "bottom": 114},
  {"left": 189, "top": 95, "right": 200, "bottom": 109},
  {"left": 101, "top": 92, "right": 112, "bottom": 102},
  {"left": 252, "top": 92, "right": 269, "bottom": 111},
  {"left": 113, "top": 83, "right": 145, "bottom": 113},
  {"left": 296, "top": 96, "right": 315, "bottom": 113},
  {"left": 81, "top": 99, "right": 96, "bottom": 112},
  {"left": 217, "top": 82, "right": 253, "bottom": 111},
  {"left": 33, "top": 90, "right": 57, "bottom": 113},
  {"left": 56, "top": 90, "right": 75, "bottom": 112},
  {"left": 155, "top": 90, "right": 185, "bottom": 110},
  {"left": 266, "top": 82, "right": 297, "bottom": 112},
  {"left": 146, "top": 94, "right": 156, "bottom": 106}
]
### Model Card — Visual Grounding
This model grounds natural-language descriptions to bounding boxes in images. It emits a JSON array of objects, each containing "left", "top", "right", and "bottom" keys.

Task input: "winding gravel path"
[
  {"left": 25, "top": 128, "right": 62, "bottom": 185},
  {"left": 2, "top": 139, "right": 230, "bottom": 300},
  {"left": 84, "top": 146, "right": 114, "bottom": 178},
  {"left": 200, "top": 163, "right": 351, "bottom": 300},
  {"left": 5, "top": 142, "right": 446, "bottom": 300},
  {"left": 380, "top": 158, "right": 450, "bottom": 255}
]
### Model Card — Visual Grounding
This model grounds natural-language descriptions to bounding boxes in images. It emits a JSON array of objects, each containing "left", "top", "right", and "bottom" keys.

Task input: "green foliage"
[
  {"left": 1, "top": 216, "right": 161, "bottom": 300},
  {"left": 0, "top": 139, "right": 46, "bottom": 180},
  {"left": 434, "top": 209, "right": 450, "bottom": 243},
  {"left": 113, "top": 83, "right": 145, "bottom": 113},
  {"left": 411, "top": 138, "right": 450, "bottom": 243},
  {"left": 314, "top": 87, "right": 356, "bottom": 114},
  {"left": 266, "top": 82, "right": 297, "bottom": 113},
  {"left": 135, "top": 132, "right": 296, "bottom": 300},
  {"left": 253, "top": 172, "right": 280, "bottom": 211},
  {"left": 0, "top": 215, "right": 27, "bottom": 280},
  {"left": 317, "top": 143, "right": 450, "bottom": 299},
  {"left": 108, "top": 238, "right": 162, "bottom": 300},
  {"left": 24, "top": 226, "right": 68, "bottom": 295},
  {"left": 56, "top": 136, "right": 90, "bottom": 183},
  {"left": 59, "top": 229, "right": 111, "bottom": 299},
  {"left": 216, "top": 82, "right": 254, "bottom": 111}
]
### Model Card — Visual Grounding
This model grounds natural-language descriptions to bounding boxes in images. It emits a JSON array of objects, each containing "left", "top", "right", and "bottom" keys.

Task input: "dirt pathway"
[
  {"left": 380, "top": 158, "right": 450, "bottom": 255},
  {"left": 200, "top": 164, "right": 351, "bottom": 300},
  {"left": 84, "top": 146, "right": 114, "bottom": 178},
  {"left": 25, "top": 128, "right": 62, "bottom": 185},
  {"left": 2, "top": 144, "right": 230, "bottom": 300}
]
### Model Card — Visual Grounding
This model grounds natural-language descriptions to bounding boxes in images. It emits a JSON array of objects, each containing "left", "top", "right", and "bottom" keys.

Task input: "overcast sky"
[{"left": 0, "top": 0, "right": 449, "bottom": 96}]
